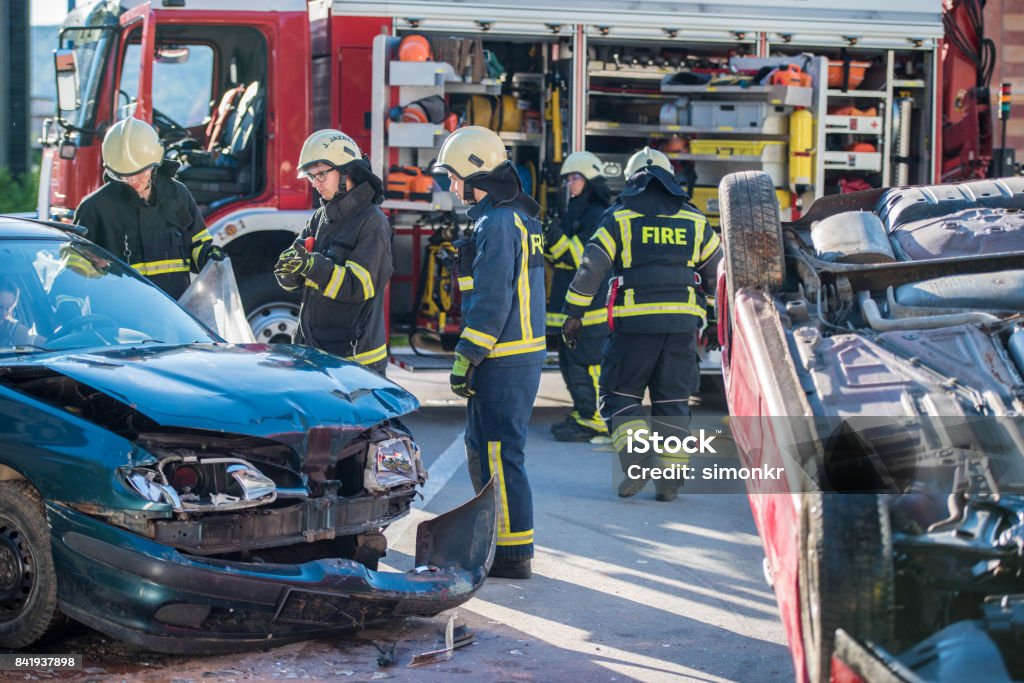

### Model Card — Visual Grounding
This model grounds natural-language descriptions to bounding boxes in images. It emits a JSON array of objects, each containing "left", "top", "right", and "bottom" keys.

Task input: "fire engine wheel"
[
  {"left": 798, "top": 492, "right": 894, "bottom": 683},
  {"left": 718, "top": 171, "right": 785, "bottom": 303},
  {"left": 0, "top": 481, "right": 65, "bottom": 649},
  {"left": 241, "top": 274, "right": 301, "bottom": 345}
]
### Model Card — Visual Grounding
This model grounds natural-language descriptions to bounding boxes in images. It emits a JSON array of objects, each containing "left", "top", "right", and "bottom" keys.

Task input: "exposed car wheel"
[
  {"left": 718, "top": 171, "right": 785, "bottom": 303},
  {"left": 0, "top": 481, "right": 64, "bottom": 649},
  {"left": 241, "top": 273, "right": 301, "bottom": 344},
  {"left": 798, "top": 493, "right": 894, "bottom": 683}
]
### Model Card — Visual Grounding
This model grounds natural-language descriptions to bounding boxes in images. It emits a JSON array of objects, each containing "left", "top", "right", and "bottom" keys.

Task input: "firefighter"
[
  {"left": 544, "top": 151, "right": 612, "bottom": 442},
  {"left": 562, "top": 147, "right": 722, "bottom": 502},
  {"left": 275, "top": 130, "right": 393, "bottom": 375},
  {"left": 433, "top": 126, "right": 546, "bottom": 579},
  {"left": 74, "top": 118, "right": 221, "bottom": 300}
]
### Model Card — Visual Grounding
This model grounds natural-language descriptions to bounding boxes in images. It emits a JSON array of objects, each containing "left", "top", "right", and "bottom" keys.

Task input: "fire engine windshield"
[{"left": 57, "top": 0, "right": 119, "bottom": 131}]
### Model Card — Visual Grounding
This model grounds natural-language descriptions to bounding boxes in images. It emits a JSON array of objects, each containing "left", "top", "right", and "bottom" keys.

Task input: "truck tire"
[
  {"left": 799, "top": 492, "right": 894, "bottom": 683},
  {"left": 0, "top": 482, "right": 65, "bottom": 649},
  {"left": 718, "top": 171, "right": 785, "bottom": 303},
  {"left": 240, "top": 273, "right": 301, "bottom": 345}
]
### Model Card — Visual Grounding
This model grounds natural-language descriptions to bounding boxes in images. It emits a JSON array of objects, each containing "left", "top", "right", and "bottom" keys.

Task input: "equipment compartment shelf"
[
  {"left": 661, "top": 84, "right": 813, "bottom": 107},
  {"left": 382, "top": 192, "right": 456, "bottom": 212},
  {"left": 823, "top": 150, "right": 883, "bottom": 171},
  {"left": 824, "top": 115, "right": 885, "bottom": 135},
  {"left": 388, "top": 122, "right": 447, "bottom": 148},
  {"left": 585, "top": 121, "right": 785, "bottom": 137}
]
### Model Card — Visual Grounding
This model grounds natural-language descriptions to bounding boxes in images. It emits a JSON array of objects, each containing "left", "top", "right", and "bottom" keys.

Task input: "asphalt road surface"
[{"left": 3, "top": 368, "right": 792, "bottom": 683}]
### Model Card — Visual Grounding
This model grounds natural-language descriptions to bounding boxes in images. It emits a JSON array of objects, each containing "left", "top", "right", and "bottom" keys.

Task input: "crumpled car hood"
[{"left": 2, "top": 343, "right": 417, "bottom": 436}]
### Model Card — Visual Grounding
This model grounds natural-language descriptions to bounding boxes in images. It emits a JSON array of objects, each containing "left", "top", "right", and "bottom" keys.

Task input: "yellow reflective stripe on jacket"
[
  {"left": 669, "top": 209, "right": 706, "bottom": 223},
  {"left": 323, "top": 265, "right": 346, "bottom": 299},
  {"left": 514, "top": 214, "right": 533, "bottom": 341},
  {"left": 547, "top": 234, "right": 571, "bottom": 259},
  {"left": 699, "top": 230, "right": 722, "bottom": 262},
  {"left": 690, "top": 215, "right": 704, "bottom": 267},
  {"left": 458, "top": 276, "right": 474, "bottom": 291},
  {"left": 565, "top": 289, "right": 593, "bottom": 307},
  {"left": 489, "top": 336, "right": 546, "bottom": 358},
  {"left": 346, "top": 343, "right": 387, "bottom": 366},
  {"left": 567, "top": 235, "right": 584, "bottom": 268},
  {"left": 612, "top": 301, "right": 707, "bottom": 319},
  {"left": 614, "top": 209, "right": 641, "bottom": 268},
  {"left": 190, "top": 230, "right": 212, "bottom": 265},
  {"left": 304, "top": 278, "right": 320, "bottom": 291},
  {"left": 346, "top": 261, "right": 375, "bottom": 300},
  {"left": 462, "top": 327, "right": 498, "bottom": 350},
  {"left": 553, "top": 309, "right": 606, "bottom": 327},
  {"left": 592, "top": 227, "right": 617, "bottom": 260},
  {"left": 134, "top": 259, "right": 189, "bottom": 276}
]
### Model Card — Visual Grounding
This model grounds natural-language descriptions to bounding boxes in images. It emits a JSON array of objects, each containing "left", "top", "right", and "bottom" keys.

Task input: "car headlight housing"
[{"left": 364, "top": 436, "right": 425, "bottom": 495}]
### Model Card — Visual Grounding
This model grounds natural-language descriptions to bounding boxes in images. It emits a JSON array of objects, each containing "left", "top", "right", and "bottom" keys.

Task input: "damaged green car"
[{"left": 0, "top": 216, "right": 495, "bottom": 653}]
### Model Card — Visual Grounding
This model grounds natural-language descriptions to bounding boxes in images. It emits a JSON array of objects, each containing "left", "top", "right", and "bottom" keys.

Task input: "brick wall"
[{"left": 986, "top": 0, "right": 1024, "bottom": 153}]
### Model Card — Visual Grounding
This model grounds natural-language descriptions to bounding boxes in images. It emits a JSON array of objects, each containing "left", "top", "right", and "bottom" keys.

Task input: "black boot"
[
  {"left": 552, "top": 420, "right": 605, "bottom": 443},
  {"left": 489, "top": 558, "right": 532, "bottom": 579},
  {"left": 618, "top": 452, "right": 656, "bottom": 498}
]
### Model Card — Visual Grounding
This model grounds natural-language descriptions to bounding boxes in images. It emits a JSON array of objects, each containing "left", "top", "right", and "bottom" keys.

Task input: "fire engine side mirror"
[{"left": 54, "top": 49, "right": 81, "bottom": 113}]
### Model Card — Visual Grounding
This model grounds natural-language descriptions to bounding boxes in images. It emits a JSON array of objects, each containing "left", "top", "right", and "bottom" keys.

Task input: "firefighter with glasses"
[
  {"left": 562, "top": 147, "right": 722, "bottom": 502},
  {"left": 545, "top": 151, "right": 613, "bottom": 442},
  {"left": 275, "top": 129, "right": 393, "bottom": 376},
  {"left": 434, "top": 126, "right": 545, "bottom": 579},
  {"left": 74, "top": 118, "right": 221, "bottom": 299}
]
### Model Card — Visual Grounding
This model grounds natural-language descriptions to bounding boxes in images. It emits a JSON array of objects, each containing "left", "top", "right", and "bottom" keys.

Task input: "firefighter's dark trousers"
[
  {"left": 557, "top": 328, "right": 607, "bottom": 432},
  {"left": 599, "top": 331, "right": 700, "bottom": 466},
  {"left": 465, "top": 360, "right": 543, "bottom": 560}
]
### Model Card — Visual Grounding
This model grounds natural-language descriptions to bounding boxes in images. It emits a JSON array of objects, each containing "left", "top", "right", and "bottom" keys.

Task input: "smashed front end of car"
[{"left": 1, "top": 344, "right": 495, "bottom": 654}]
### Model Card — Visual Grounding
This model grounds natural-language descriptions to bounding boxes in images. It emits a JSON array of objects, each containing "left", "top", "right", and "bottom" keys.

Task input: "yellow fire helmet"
[
  {"left": 624, "top": 146, "right": 672, "bottom": 179},
  {"left": 101, "top": 118, "right": 163, "bottom": 177},
  {"left": 433, "top": 126, "right": 508, "bottom": 180},
  {"left": 560, "top": 151, "right": 605, "bottom": 180},
  {"left": 297, "top": 129, "right": 362, "bottom": 178}
]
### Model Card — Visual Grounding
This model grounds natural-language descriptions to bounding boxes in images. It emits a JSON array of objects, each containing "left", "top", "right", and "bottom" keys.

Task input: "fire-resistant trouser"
[
  {"left": 465, "top": 359, "right": 543, "bottom": 560},
  {"left": 557, "top": 328, "right": 607, "bottom": 432},
  {"left": 599, "top": 331, "right": 700, "bottom": 478}
]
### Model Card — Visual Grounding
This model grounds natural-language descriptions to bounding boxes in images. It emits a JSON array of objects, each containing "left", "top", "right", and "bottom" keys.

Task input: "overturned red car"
[{"left": 718, "top": 172, "right": 1024, "bottom": 682}]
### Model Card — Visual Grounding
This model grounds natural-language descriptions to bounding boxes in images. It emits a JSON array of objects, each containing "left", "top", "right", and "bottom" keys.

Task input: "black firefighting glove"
[
  {"left": 450, "top": 352, "right": 477, "bottom": 398},
  {"left": 561, "top": 316, "right": 582, "bottom": 350},
  {"left": 277, "top": 241, "right": 331, "bottom": 281},
  {"left": 207, "top": 246, "right": 227, "bottom": 262},
  {"left": 275, "top": 238, "right": 304, "bottom": 273}
]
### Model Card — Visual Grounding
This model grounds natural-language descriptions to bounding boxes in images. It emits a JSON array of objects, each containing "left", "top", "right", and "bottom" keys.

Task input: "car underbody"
[{"left": 720, "top": 174, "right": 1024, "bottom": 681}]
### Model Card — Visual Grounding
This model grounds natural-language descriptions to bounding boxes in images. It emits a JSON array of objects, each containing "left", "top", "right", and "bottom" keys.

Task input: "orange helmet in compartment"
[{"left": 399, "top": 35, "right": 431, "bottom": 62}]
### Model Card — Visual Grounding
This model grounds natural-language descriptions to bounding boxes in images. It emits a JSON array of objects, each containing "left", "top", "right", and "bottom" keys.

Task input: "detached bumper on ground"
[{"left": 48, "top": 481, "right": 497, "bottom": 654}]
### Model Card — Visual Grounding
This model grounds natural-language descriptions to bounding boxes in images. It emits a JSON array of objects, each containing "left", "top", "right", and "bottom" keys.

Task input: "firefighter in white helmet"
[
  {"left": 73, "top": 117, "right": 220, "bottom": 299},
  {"left": 562, "top": 146, "right": 722, "bottom": 501},
  {"left": 544, "top": 151, "right": 613, "bottom": 442},
  {"left": 433, "top": 126, "right": 545, "bottom": 579},
  {"left": 275, "top": 129, "right": 393, "bottom": 375}
]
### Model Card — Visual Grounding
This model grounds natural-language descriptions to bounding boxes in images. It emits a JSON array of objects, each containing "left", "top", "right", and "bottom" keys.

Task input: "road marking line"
[
  {"left": 386, "top": 429, "right": 465, "bottom": 547},
  {"left": 419, "top": 429, "right": 466, "bottom": 508}
]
